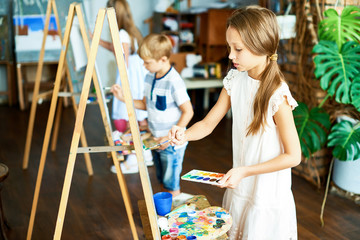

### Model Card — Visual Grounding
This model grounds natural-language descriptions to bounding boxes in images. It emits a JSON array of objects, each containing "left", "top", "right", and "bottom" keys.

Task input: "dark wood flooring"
[{"left": 0, "top": 103, "right": 359, "bottom": 240}]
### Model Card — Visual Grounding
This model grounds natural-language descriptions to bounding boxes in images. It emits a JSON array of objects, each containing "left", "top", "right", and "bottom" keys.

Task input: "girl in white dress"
[
  {"left": 97, "top": 0, "right": 148, "bottom": 132},
  {"left": 96, "top": 0, "right": 151, "bottom": 173},
  {"left": 169, "top": 6, "right": 301, "bottom": 240}
]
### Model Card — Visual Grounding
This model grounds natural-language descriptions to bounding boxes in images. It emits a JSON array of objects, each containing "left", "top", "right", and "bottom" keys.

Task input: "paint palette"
[
  {"left": 167, "top": 206, "right": 232, "bottom": 239},
  {"left": 181, "top": 170, "right": 225, "bottom": 185}
]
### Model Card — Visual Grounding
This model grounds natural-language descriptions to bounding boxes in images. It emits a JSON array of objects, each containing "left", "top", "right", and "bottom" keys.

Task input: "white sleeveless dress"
[
  {"left": 222, "top": 69, "right": 298, "bottom": 240},
  {"left": 112, "top": 29, "right": 148, "bottom": 121}
]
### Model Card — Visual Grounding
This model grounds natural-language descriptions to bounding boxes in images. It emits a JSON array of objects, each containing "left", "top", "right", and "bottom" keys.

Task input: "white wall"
[{"left": 83, "top": 0, "right": 154, "bottom": 88}]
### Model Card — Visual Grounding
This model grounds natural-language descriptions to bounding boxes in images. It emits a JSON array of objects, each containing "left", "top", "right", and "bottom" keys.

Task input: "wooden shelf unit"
[
  {"left": 16, "top": 61, "right": 58, "bottom": 110},
  {"left": 152, "top": 11, "right": 199, "bottom": 52},
  {"left": 198, "top": 8, "right": 234, "bottom": 62}
]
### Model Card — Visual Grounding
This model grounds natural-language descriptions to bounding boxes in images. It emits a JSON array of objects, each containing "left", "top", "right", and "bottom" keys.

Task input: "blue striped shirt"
[{"left": 144, "top": 67, "right": 190, "bottom": 138}]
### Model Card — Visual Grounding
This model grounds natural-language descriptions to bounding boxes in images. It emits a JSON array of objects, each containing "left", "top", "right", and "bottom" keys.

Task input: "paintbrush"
[{"left": 143, "top": 139, "right": 173, "bottom": 150}]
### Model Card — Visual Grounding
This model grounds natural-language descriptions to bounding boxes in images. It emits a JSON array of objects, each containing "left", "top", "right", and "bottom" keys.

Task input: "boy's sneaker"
[
  {"left": 110, "top": 162, "right": 139, "bottom": 174},
  {"left": 111, "top": 154, "right": 139, "bottom": 174}
]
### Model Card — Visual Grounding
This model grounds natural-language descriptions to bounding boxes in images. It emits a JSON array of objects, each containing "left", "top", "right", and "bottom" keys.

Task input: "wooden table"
[{"left": 184, "top": 78, "right": 223, "bottom": 110}]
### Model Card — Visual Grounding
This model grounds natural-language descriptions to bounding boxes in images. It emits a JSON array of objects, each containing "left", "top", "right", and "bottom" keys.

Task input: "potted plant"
[{"left": 293, "top": 5, "right": 360, "bottom": 226}]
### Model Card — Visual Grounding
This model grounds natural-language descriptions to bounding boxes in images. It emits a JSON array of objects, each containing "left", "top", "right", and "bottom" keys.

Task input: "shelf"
[
  {"left": 16, "top": 62, "right": 58, "bottom": 110},
  {"left": 152, "top": 11, "right": 199, "bottom": 53}
]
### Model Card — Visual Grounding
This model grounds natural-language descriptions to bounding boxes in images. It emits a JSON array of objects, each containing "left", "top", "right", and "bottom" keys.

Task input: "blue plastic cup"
[
  {"left": 187, "top": 236, "right": 197, "bottom": 240},
  {"left": 153, "top": 192, "right": 173, "bottom": 216}
]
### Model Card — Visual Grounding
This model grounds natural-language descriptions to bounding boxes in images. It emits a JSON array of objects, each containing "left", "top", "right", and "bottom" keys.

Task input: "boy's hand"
[
  {"left": 111, "top": 84, "right": 124, "bottom": 102},
  {"left": 154, "top": 136, "right": 170, "bottom": 150},
  {"left": 169, "top": 125, "right": 186, "bottom": 145}
]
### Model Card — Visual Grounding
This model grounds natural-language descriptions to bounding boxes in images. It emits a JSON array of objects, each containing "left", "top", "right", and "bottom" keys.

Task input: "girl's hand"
[
  {"left": 111, "top": 84, "right": 124, "bottom": 101},
  {"left": 169, "top": 125, "right": 186, "bottom": 145},
  {"left": 218, "top": 167, "right": 248, "bottom": 189}
]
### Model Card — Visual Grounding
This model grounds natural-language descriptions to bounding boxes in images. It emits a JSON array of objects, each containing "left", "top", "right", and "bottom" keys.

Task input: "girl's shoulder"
[
  {"left": 270, "top": 81, "right": 298, "bottom": 115},
  {"left": 119, "top": 29, "right": 131, "bottom": 43},
  {"left": 223, "top": 69, "right": 245, "bottom": 95}
]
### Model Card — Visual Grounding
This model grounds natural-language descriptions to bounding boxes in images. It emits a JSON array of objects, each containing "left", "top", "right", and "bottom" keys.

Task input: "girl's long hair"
[
  {"left": 227, "top": 6, "right": 284, "bottom": 135},
  {"left": 107, "top": 0, "right": 143, "bottom": 54}
]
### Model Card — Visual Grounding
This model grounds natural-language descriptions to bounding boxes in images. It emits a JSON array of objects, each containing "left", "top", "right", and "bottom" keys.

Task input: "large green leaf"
[
  {"left": 328, "top": 120, "right": 360, "bottom": 161},
  {"left": 350, "top": 75, "right": 360, "bottom": 111},
  {"left": 318, "top": 6, "right": 360, "bottom": 48},
  {"left": 313, "top": 41, "right": 360, "bottom": 104},
  {"left": 293, "top": 102, "right": 331, "bottom": 158}
]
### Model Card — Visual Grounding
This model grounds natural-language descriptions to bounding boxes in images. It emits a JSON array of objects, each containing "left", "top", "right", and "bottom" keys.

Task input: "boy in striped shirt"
[{"left": 111, "top": 33, "right": 193, "bottom": 196}]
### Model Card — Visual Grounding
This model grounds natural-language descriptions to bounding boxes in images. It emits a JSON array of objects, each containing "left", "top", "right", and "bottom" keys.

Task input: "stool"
[{"left": 0, "top": 164, "right": 9, "bottom": 240}]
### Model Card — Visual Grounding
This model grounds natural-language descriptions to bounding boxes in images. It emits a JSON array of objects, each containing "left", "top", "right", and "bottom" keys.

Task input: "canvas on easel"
[
  {"left": 21, "top": 0, "right": 93, "bottom": 177},
  {"left": 51, "top": 7, "right": 161, "bottom": 240}
]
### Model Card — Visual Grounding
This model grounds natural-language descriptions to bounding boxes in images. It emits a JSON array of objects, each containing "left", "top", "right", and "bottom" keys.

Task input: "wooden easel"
[
  {"left": 21, "top": 0, "right": 93, "bottom": 176},
  {"left": 24, "top": 2, "right": 120, "bottom": 240},
  {"left": 51, "top": 7, "right": 161, "bottom": 240}
]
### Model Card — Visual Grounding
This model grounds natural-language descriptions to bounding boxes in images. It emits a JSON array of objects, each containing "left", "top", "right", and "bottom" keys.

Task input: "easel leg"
[
  {"left": 108, "top": 8, "right": 160, "bottom": 240},
  {"left": 16, "top": 64, "right": 25, "bottom": 111},
  {"left": 67, "top": 74, "right": 93, "bottom": 176},
  {"left": 51, "top": 73, "right": 67, "bottom": 152},
  {"left": 22, "top": 0, "right": 54, "bottom": 169},
  {"left": 51, "top": 97, "right": 63, "bottom": 151}
]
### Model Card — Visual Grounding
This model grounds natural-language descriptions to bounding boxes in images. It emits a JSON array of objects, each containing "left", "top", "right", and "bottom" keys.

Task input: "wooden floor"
[{"left": 0, "top": 102, "right": 359, "bottom": 240}]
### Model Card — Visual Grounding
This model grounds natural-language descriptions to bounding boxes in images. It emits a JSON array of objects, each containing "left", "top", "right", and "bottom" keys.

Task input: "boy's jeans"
[{"left": 153, "top": 145, "right": 186, "bottom": 191}]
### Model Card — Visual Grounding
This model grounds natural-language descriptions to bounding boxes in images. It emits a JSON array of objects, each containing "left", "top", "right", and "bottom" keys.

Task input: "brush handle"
[{"left": 145, "top": 139, "right": 172, "bottom": 150}]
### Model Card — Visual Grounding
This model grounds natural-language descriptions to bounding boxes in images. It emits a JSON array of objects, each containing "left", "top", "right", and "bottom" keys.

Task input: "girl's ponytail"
[
  {"left": 227, "top": 6, "right": 284, "bottom": 135},
  {"left": 247, "top": 54, "right": 283, "bottom": 136}
]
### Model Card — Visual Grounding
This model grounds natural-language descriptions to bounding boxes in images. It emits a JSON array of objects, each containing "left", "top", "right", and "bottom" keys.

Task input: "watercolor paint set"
[{"left": 181, "top": 169, "right": 225, "bottom": 185}]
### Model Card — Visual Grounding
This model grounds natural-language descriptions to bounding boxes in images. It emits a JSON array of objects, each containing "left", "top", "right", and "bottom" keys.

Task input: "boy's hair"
[
  {"left": 227, "top": 5, "right": 284, "bottom": 136},
  {"left": 138, "top": 34, "right": 173, "bottom": 61},
  {"left": 107, "top": 0, "right": 142, "bottom": 54}
]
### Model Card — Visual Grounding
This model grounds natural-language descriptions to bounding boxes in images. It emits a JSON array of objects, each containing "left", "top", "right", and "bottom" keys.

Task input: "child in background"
[
  {"left": 169, "top": 6, "right": 301, "bottom": 239},
  {"left": 96, "top": 0, "right": 152, "bottom": 173},
  {"left": 111, "top": 34, "right": 194, "bottom": 196}
]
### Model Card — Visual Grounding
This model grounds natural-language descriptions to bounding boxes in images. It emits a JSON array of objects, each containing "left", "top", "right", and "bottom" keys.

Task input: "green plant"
[
  {"left": 294, "top": 5, "right": 360, "bottom": 160},
  {"left": 292, "top": 5, "right": 360, "bottom": 226}
]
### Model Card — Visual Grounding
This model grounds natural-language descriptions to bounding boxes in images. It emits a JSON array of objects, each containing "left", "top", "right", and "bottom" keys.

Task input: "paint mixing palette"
[
  {"left": 167, "top": 206, "right": 232, "bottom": 239},
  {"left": 181, "top": 170, "right": 225, "bottom": 185}
]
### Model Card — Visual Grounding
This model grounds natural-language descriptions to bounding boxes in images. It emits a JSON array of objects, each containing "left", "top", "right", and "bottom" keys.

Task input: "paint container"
[
  {"left": 176, "top": 235, "right": 187, "bottom": 240},
  {"left": 111, "top": 130, "right": 123, "bottom": 154},
  {"left": 169, "top": 228, "right": 179, "bottom": 234},
  {"left": 187, "top": 210, "right": 196, "bottom": 216},
  {"left": 162, "top": 235, "right": 172, "bottom": 240},
  {"left": 153, "top": 192, "right": 173, "bottom": 216},
  {"left": 158, "top": 217, "right": 169, "bottom": 231},
  {"left": 169, "top": 227, "right": 179, "bottom": 239},
  {"left": 187, "top": 236, "right": 197, "bottom": 240}
]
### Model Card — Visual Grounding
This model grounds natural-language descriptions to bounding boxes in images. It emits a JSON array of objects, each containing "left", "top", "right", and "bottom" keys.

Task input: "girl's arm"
[
  {"left": 170, "top": 88, "right": 231, "bottom": 144},
  {"left": 219, "top": 99, "right": 301, "bottom": 189},
  {"left": 90, "top": 31, "right": 129, "bottom": 67},
  {"left": 89, "top": 31, "right": 114, "bottom": 53},
  {"left": 99, "top": 39, "right": 114, "bottom": 53},
  {"left": 111, "top": 84, "right": 146, "bottom": 110}
]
